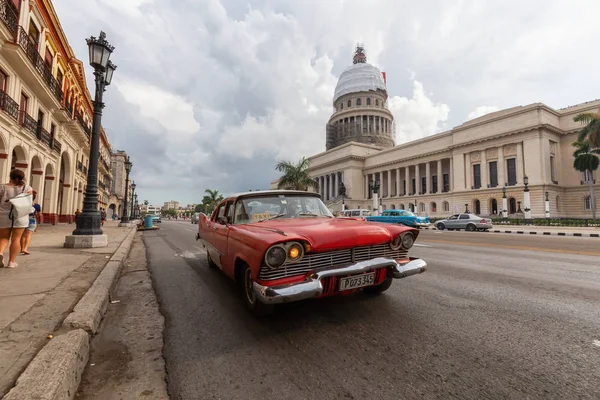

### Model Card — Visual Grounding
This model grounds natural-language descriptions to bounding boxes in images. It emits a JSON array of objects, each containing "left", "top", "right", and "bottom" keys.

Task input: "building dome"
[{"left": 333, "top": 62, "right": 387, "bottom": 104}]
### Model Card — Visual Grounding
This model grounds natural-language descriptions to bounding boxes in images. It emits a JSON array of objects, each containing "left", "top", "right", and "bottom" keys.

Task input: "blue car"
[{"left": 365, "top": 209, "right": 430, "bottom": 228}]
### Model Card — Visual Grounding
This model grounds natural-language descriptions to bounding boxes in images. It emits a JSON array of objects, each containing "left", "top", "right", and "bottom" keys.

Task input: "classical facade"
[
  {"left": 272, "top": 47, "right": 599, "bottom": 219},
  {"left": 0, "top": 0, "right": 117, "bottom": 223},
  {"left": 109, "top": 149, "right": 129, "bottom": 218}
]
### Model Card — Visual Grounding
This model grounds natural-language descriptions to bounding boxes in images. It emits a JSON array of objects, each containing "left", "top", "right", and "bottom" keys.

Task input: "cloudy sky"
[{"left": 53, "top": 0, "right": 600, "bottom": 205}]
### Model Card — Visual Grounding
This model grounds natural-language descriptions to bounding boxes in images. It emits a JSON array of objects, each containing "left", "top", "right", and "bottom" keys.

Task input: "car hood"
[
  {"left": 416, "top": 216, "right": 429, "bottom": 222},
  {"left": 235, "top": 217, "right": 410, "bottom": 251}
]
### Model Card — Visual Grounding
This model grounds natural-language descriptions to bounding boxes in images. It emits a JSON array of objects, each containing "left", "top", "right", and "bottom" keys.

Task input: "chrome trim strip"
[{"left": 253, "top": 257, "right": 427, "bottom": 304}]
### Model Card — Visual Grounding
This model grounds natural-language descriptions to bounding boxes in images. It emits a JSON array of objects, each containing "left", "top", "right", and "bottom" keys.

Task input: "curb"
[
  {"left": 422, "top": 226, "right": 600, "bottom": 237},
  {"left": 3, "top": 227, "right": 138, "bottom": 400}
]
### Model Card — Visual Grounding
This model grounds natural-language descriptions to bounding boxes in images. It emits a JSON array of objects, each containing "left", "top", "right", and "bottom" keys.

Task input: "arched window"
[
  {"left": 391, "top": 204, "right": 396, "bottom": 209},
  {"left": 474, "top": 199, "right": 481, "bottom": 215},
  {"left": 400, "top": 203, "right": 405, "bottom": 210},
  {"left": 366, "top": 98, "right": 371, "bottom": 106},
  {"left": 347, "top": 100, "right": 351, "bottom": 107},
  {"left": 490, "top": 198, "right": 498, "bottom": 214},
  {"left": 356, "top": 98, "right": 362, "bottom": 106},
  {"left": 340, "top": 102, "right": 343, "bottom": 110},
  {"left": 376, "top": 99, "right": 379, "bottom": 106},
  {"left": 509, "top": 198, "right": 517, "bottom": 214},
  {"left": 430, "top": 202, "right": 437, "bottom": 213},
  {"left": 442, "top": 201, "right": 449, "bottom": 212},
  {"left": 584, "top": 196, "right": 592, "bottom": 210}
]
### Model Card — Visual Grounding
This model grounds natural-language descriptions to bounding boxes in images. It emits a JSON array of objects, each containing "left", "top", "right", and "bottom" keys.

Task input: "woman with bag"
[{"left": 0, "top": 169, "right": 33, "bottom": 268}]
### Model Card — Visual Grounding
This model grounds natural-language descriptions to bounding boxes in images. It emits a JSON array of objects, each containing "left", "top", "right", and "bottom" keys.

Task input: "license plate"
[{"left": 338, "top": 272, "right": 376, "bottom": 291}]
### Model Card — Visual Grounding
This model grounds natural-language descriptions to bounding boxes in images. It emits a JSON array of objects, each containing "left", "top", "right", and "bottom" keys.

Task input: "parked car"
[
  {"left": 365, "top": 209, "right": 430, "bottom": 228},
  {"left": 196, "top": 190, "right": 427, "bottom": 316},
  {"left": 339, "top": 209, "right": 372, "bottom": 218},
  {"left": 435, "top": 213, "right": 492, "bottom": 231},
  {"left": 151, "top": 214, "right": 162, "bottom": 224},
  {"left": 191, "top": 212, "right": 200, "bottom": 224}
]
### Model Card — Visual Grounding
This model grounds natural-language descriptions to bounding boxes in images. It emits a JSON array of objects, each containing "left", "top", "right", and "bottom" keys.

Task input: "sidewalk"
[
  {"left": 424, "top": 224, "right": 600, "bottom": 237},
  {"left": 0, "top": 221, "right": 131, "bottom": 397}
]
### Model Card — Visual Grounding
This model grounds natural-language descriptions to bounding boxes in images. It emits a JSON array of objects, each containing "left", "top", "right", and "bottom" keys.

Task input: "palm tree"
[
  {"left": 575, "top": 111, "right": 600, "bottom": 148},
  {"left": 204, "top": 189, "right": 223, "bottom": 210},
  {"left": 573, "top": 139, "right": 599, "bottom": 219},
  {"left": 275, "top": 157, "right": 319, "bottom": 191}
]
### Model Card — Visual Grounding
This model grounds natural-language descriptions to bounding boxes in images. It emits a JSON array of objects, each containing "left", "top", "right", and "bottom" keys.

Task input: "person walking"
[
  {"left": 0, "top": 169, "right": 34, "bottom": 268},
  {"left": 20, "top": 191, "right": 41, "bottom": 255},
  {"left": 100, "top": 208, "right": 106, "bottom": 226}
]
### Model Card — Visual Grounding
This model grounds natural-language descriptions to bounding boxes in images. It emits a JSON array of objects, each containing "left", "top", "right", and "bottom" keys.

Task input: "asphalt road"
[{"left": 143, "top": 221, "right": 600, "bottom": 400}]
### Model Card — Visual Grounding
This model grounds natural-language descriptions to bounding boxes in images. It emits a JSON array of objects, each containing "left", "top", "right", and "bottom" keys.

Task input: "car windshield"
[
  {"left": 233, "top": 194, "right": 333, "bottom": 224},
  {"left": 400, "top": 210, "right": 415, "bottom": 217}
]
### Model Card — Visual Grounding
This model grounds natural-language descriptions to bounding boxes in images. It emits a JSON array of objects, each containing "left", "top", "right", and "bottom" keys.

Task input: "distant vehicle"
[
  {"left": 435, "top": 213, "right": 492, "bottom": 231},
  {"left": 196, "top": 190, "right": 426, "bottom": 316},
  {"left": 151, "top": 214, "right": 162, "bottom": 224},
  {"left": 191, "top": 212, "right": 200, "bottom": 224},
  {"left": 339, "top": 209, "right": 372, "bottom": 218},
  {"left": 366, "top": 209, "right": 430, "bottom": 228}
]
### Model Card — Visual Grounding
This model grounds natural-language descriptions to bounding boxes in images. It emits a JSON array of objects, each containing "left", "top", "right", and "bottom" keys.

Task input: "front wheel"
[
  {"left": 363, "top": 276, "right": 393, "bottom": 295},
  {"left": 241, "top": 265, "right": 275, "bottom": 317},
  {"left": 436, "top": 222, "right": 445, "bottom": 230}
]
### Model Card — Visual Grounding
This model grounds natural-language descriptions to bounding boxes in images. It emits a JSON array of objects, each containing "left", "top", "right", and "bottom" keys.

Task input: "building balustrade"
[
  {"left": 36, "top": 125, "right": 51, "bottom": 145},
  {"left": 74, "top": 111, "right": 91, "bottom": 137},
  {"left": 51, "top": 138, "right": 61, "bottom": 153},
  {"left": 0, "top": 0, "right": 18, "bottom": 36},
  {"left": 19, "top": 110, "right": 37, "bottom": 135},
  {"left": 0, "top": 89, "right": 19, "bottom": 120},
  {"left": 64, "top": 100, "right": 73, "bottom": 118},
  {"left": 17, "top": 27, "right": 64, "bottom": 104}
]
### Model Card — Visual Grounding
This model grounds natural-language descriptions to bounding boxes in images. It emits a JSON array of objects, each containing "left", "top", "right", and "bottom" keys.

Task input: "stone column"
[
  {"left": 330, "top": 173, "right": 335, "bottom": 199},
  {"left": 437, "top": 160, "right": 442, "bottom": 193},
  {"left": 364, "top": 174, "right": 369, "bottom": 199},
  {"left": 481, "top": 150, "right": 487, "bottom": 188},
  {"left": 449, "top": 157, "right": 453, "bottom": 191},
  {"left": 425, "top": 162, "right": 431, "bottom": 194},
  {"left": 465, "top": 153, "right": 471, "bottom": 190},
  {"left": 395, "top": 168, "right": 399, "bottom": 196},
  {"left": 404, "top": 167, "right": 410, "bottom": 196},
  {"left": 387, "top": 170, "right": 392, "bottom": 197},
  {"left": 334, "top": 172, "right": 339, "bottom": 197},
  {"left": 498, "top": 146, "right": 505, "bottom": 186},
  {"left": 415, "top": 164, "right": 421, "bottom": 195},
  {"left": 516, "top": 142, "right": 524, "bottom": 185}
]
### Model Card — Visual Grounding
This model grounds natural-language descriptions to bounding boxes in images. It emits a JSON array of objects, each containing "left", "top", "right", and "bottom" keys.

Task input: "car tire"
[
  {"left": 206, "top": 251, "right": 218, "bottom": 268},
  {"left": 241, "top": 265, "right": 275, "bottom": 317},
  {"left": 436, "top": 222, "right": 445, "bottom": 230},
  {"left": 466, "top": 223, "right": 476, "bottom": 232},
  {"left": 363, "top": 276, "right": 393, "bottom": 295}
]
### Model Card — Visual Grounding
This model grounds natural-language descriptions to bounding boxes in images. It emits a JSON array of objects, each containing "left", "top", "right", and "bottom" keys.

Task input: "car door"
[
  {"left": 203, "top": 202, "right": 225, "bottom": 267},
  {"left": 211, "top": 201, "right": 233, "bottom": 269},
  {"left": 445, "top": 214, "right": 459, "bottom": 228},
  {"left": 457, "top": 214, "right": 471, "bottom": 229}
]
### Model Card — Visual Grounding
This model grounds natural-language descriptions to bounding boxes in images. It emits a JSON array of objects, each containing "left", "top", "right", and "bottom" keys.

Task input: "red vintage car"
[{"left": 196, "top": 190, "right": 427, "bottom": 316}]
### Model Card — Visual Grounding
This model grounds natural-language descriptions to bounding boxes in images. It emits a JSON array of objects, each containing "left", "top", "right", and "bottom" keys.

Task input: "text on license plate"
[{"left": 338, "top": 272, "right": 375, "bottom": 291}]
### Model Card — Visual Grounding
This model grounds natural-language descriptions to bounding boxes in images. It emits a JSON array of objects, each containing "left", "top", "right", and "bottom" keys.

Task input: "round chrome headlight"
[
  {"left": 390, "top": 234, "right": 403, "bottom": 250},
  {"left": 401, "top": 232, "right": 414, "bottom": 249},
  {"left": 264, "top": 245, "right": 286, "bottom": 269},
  {"left": 287, "top": 242, "right": 304, "bottom": 262}
]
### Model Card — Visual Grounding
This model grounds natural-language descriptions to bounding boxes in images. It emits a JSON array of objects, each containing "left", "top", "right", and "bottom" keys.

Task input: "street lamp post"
[
  {"left": 369, "top": 177, "right": 381, "bottom": 216},
  {"left": 523, "top": 175, "right": 532, "bottom": 224},
  {"left": 120, "top": 157, "right": 132, "bottom": 225},
  {"left": 464, "top": 203, "right": 469, "bottom": 213},
  {"left": 129, "top": 182, "right": 136, "bottom": 219},
  {"left": 502, "top": 185, "right": 508, "bottom": 220},
  {"left": 545, "top": 191, "right": 550, "bottom": 218},
  {"left": 66, "top": 31, "right": 117, "bottom": 248}
]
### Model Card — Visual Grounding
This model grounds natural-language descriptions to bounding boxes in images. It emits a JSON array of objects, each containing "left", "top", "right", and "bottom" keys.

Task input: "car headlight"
[
  {"left": 287, "top": 242, "right": 304, "bottom": 262},
  {"left": 390, "top": 234, "right": 403, "bottom": 250},
  {"left": 264, "top": 245, "right": 286, "bottom": 269},
  {"left": 401, "top": 232, "right": 414, "bottom": 249}
]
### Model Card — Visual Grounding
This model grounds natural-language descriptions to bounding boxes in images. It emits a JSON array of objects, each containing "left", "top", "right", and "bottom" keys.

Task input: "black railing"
[
  {"left": 0, "top": 0, "right": 18, "bottom": 36},
  {"left": 0, "top": 90, "right": 19, "bottom": 120},
  {"left": 50, "top": 138, "right": 61, "bottom": 153},
  {"left": 17, "top": 26, "right": 64, "bottom": 104},
  {"left": 83, "top": 165, "right": 88, "bottom": 175},
  {"left": 36, "top": 126, "right": 51, "bottom": 145},
  {"left": 75, "top": 111, "right": 91, "bottom": 137},
  {"left": 19, "top": 111, "right": 36, "bottom": 135},
  {"left": 64, "top": 101, "right": 73, "bottom": 117}
]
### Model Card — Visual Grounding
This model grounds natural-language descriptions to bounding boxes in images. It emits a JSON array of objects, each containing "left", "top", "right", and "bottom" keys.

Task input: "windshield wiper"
[
  {"left": 297, "top": 212, "right": 320, "bottom": 217},
  {"left": 258, "top": 213, "right": 286, "bottom": 222}
]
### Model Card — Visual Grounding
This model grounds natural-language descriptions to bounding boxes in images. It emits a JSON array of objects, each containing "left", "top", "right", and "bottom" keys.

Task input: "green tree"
[
  {"left": 203, "top": 189, "right": 223, "bottom": 213},
  {"left": 573, "top": 139, "right": 599, "bottom": 220},
  {"left": 194, "top": 204, "right": 204, "bottom": 213},
  {"left": 275, "top": 157, "right": 319, "bottom": 191},
  {"left": 575, "top": 111, "right": 600, "bottom": 148}
]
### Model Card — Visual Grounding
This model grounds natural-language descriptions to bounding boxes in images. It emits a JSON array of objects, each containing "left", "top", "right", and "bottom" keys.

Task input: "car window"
[
  {"left": 448, "top": 214, "right": 459, "bottom": 220},
  {"left": 459, "top": 214, "right": 470, "bottom": 220},
  {"left": 351, "top": 211, "right": 360, "bottom": 217},
  {"left": 232, "top": 194, "right": 332, "bottom": 224}
]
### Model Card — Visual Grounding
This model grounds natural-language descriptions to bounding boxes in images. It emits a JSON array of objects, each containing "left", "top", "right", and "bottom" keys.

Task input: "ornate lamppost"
[
  {"left": 369, "top": 177, "right": 381, "bottom": 216},
  {"left": 502, "top": 185, "right": 508, "bottom": 220},
  {"left": 129, "top": 181, "right": 136, "bottom": 219},
  {"left": 120, "top": 157, "right": 132, "bottom": 225},
  {"left": 66, "top": 31, "right": 117, "bottom": 248},
  {"left": 464, "top": 203, "right": 469, "bottom": 213},
  {"left": 545, "top": 191, "right": 550, "bottom": 218},
  {"left": 523, "top": 175, "right": 532, "bottom": 224}
]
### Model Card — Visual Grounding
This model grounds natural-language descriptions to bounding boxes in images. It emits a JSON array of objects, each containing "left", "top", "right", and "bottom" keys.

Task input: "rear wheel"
[
  {"left": 364, "top": 276, "right": 393, "bottom": 295},
  {"left": 466, "top": 223, "right": 476, "bottom": 232},
  {"left": 241, "top": 265, "right": 275, "bottom": 317},
  {"left": 436, "top": 222, "right": 445, "bottom": 230}
]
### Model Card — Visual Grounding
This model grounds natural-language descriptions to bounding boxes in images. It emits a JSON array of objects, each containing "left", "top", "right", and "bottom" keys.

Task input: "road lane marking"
[
  {"left": 420, "top": 239, "right": 600, "bottom": 257},
  {"left": 414, "top": 243, "right": 433, "bottom": 247}
]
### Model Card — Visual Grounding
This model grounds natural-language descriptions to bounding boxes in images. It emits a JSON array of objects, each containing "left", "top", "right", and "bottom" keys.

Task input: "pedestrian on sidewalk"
[
  {"left": 20, "top": 191, "right": 41, "bottom": 255},
  {"left": 0, "top": 169, "right": 34, "bottom": 268},
  {"left": 100, "top": 208, "right": 107, "bottom": 226}
]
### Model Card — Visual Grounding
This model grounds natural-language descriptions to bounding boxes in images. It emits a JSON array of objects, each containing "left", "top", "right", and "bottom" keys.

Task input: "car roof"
[{"left": 223, "top": 190, "right": 322, "bottom": 202}]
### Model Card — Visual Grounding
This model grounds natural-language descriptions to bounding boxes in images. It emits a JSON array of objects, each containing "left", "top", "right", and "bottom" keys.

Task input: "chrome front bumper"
[{"left": 253, "top": 257, "right": 427, "bottom": 305}]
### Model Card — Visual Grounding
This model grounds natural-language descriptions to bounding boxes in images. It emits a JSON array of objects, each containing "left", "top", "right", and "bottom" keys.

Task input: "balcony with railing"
[
  {"left": 36, "top": 125, "right": 51, "bottom": 145},
  {"left": 0, "top": 89, "right": 19, "bottom": 121},
  {"left": 74, "top": 111, "right": 91, "bottom": 138},
  {"left": 51, "top": 138, "right": 62, "bottom": 154},
  {"left": 0, "top": 0, "right": 18, "bottom": 39},
  {"left": 18, "top": 110, "right": 37, "bottom": 136}
]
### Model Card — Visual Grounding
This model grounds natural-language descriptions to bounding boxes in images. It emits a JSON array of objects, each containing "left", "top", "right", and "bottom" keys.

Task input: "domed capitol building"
[{"left": 273, "top": 46, "right": 599, "bottom": 218}]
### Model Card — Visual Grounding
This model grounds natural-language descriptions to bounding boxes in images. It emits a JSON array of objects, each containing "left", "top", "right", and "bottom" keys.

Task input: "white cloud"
[
  {"left": 467, "top": 106, "right": 500, "bottom": 121},
  {"left": 388, "top": 81, "right": 450, "bottom": 143}
]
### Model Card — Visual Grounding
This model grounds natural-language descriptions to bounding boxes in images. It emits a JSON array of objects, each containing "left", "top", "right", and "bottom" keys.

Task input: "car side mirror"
[{"left": 217, "top": 216, "right": 229, "bottom": 225}]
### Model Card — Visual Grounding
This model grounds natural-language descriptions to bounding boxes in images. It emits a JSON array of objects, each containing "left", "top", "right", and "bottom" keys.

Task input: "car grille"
[{"left": 258, "top": 243, "right": 408, "bottom": 281}]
